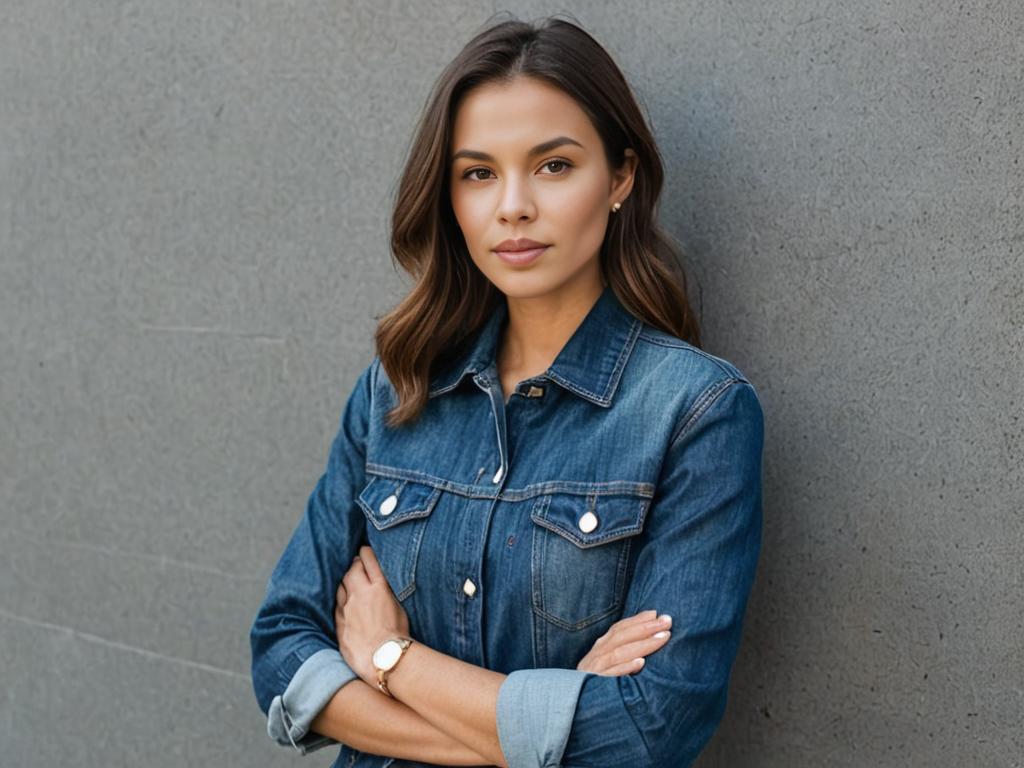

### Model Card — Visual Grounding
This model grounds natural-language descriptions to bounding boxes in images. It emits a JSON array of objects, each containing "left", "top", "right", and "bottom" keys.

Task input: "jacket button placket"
[{"left": 460, "top": 366, "right": 515, "bottom": 665}]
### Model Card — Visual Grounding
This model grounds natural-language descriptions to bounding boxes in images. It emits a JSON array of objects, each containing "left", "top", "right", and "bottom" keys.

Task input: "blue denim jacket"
[{"left": 249, "top": 284, "right": 765, "bottom": 767}]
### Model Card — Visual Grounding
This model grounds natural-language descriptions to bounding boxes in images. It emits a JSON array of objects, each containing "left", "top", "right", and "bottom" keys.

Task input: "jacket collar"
[{"left": 427, "top": 283, "right": 643, "bottom": 407}]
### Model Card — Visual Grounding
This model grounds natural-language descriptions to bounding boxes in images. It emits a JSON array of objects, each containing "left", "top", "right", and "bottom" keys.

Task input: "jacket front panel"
[{"left": 249, "top": 283, "right": 765, "bottom": 768}]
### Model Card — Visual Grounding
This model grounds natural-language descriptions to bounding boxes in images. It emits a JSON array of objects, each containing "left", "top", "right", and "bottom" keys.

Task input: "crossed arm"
[
  {"left": 308, "top": 554, "right": 670, "bottom": 766},
  {"left": 309, "top": 643, "right": 507, "bottom": 766}
]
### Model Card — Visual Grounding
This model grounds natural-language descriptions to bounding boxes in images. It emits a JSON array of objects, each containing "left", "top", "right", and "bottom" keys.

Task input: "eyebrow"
[{"left": 450, "top": 135, "right": 585, "bottom": 163}]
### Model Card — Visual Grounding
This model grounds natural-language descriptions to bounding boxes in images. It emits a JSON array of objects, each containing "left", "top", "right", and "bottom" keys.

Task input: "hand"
[
  {"left": 333, "top": 545, "right": 411, "bottom": 687},
  {"left": 576, "top": 609, "right": 673, "bottom": 676}
]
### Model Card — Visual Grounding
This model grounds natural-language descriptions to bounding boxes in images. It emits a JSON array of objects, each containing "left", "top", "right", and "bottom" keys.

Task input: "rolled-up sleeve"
[
  {"left": 249, "top": 357, "right": 379, "bottom": 754},
  {"left": 496, "top": 668, "right": 596, "bottom": 767},
  {"left": 266, "top": 648, "right": 360, "bottom": 753},
  {"left": 495, "top": 379, "right": 765, "bottom": 768}
]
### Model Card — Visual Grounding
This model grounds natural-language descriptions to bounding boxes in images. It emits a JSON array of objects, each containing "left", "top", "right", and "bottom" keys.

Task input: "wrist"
[{"left": 371, "top": 635, "right": 414, "bottom": 698}]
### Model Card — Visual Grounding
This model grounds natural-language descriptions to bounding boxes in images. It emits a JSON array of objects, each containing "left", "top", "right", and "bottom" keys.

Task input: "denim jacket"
[{"left": 249, "top": 283, "right": 765, "bottom": 768}]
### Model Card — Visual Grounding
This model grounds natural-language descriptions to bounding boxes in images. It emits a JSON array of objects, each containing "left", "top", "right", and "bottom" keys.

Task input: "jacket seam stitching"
[
  {"left": 669, "top": 377, "right": 743, "bottom": 447},
  {"left": 635, "top": 330, "right": 750, "bottom": 380},
  {"left": 599, "top": 316, "right": 643, "bottom": 401},
  {"left": 363, "top": 463, "right": 656, "bottom": 500}
]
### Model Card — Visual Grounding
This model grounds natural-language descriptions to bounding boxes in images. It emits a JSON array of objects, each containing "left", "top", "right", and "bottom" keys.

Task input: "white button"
[
  {"left": 463, "top": 578, "right": 477, "bottom": 597},
  {"left": 578, "top": 511, "right": 598, "bottom": 533},
  {"left": 491, "top": 466, "right": 504, "bottom": 484},
  {"left": 379, "top": 494, "right": 398, "bottom": 516},
  {"left": 527, "top": 385, "right": 544, "bottom": 397}
]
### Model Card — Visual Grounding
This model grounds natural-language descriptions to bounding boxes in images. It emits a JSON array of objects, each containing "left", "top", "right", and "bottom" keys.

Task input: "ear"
[{"left": 609, "top": 148, "right": 638, "bottom": 207}]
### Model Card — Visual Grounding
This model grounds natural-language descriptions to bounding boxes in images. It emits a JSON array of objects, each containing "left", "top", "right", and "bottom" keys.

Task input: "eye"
[
  {"left": 462, "top": 167, "right": 493, "bottom": 181},
  {"left": 541, "top": 159, "right": 573, "bottom": 174}
]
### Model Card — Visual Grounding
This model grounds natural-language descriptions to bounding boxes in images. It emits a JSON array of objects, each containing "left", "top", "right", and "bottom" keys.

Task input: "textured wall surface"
[{"left": 1, "top": 1, "right": 1020, "bottom": 766}]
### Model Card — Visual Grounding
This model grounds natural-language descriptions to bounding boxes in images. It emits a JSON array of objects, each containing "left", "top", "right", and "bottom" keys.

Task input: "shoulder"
[
  {"left": 348, "top": 355, "right": 382, "bottom": 393},
  {"left": 626, "top": 323, "right": 763, "bottom": 442},
  {"left": 626, "top": 325, "right": 757, "bottom": 393},
  {"left": 633, "top": 324, "right": 753, "bottom": 384},
  {"left": 338, "top": 355, "right": 385, "bottom": 419}
]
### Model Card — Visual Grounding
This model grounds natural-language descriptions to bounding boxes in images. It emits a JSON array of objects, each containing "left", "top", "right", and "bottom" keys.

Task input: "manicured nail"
[
  {"left": 658, "top": 614, "right": 672, "bottom": 626},
  {"left": 634, "top": 657, "right": 645, "bottom": 666}
]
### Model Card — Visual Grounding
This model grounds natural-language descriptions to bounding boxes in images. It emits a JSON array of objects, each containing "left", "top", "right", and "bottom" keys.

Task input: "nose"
[{"left": 495, "top": 175, "right": 536, "bottom": 223}]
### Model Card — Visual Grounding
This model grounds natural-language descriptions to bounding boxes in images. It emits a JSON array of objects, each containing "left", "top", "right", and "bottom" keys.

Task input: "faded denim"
[{"left": 249, "top": 283, "right": 765, "bottom": 767}]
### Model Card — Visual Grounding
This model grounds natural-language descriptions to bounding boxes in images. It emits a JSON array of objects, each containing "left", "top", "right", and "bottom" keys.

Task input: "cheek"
[
  {"left": 450, "top": 191, "right": 486, "bottom": 239},
  {"left": 451, "top": 195, "right": 494, "bottom": 276},
  {"left": 556, "top": 185, "right": 610, "bottom": 256}
]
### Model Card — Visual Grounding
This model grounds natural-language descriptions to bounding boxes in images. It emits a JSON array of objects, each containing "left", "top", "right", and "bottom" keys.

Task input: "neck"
[{"left": 499, "top": 278, "right": 605, "bottom": 377}]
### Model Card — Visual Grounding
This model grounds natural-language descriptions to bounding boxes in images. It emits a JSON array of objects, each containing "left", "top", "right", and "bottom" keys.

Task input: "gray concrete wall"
[{"left": 1, "top": 2, "right": 1020, "bottom": 766}]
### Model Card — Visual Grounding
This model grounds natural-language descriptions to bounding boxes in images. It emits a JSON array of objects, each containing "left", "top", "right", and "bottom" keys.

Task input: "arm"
[
  {"left": 495, "top": 379, "right": 766, "bottom": 767},
  {"left": 248, "top": 359, "right": 377, "bottom": 753},
  {"left": 310, "top": 677, "right": 495, "bottom": 765},
  {"left": 375, "top": 639, "right": 511, "bottom": 767}
]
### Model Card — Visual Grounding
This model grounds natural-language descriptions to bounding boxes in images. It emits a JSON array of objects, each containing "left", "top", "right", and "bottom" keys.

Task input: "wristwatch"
[{"left": 371, "top": 636, "right": 414, "bottom": 698}]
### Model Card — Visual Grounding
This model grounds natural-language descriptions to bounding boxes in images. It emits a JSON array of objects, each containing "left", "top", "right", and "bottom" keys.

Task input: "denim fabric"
[{"left": 249, "top": 283, "right": 765, "bottom": 767}]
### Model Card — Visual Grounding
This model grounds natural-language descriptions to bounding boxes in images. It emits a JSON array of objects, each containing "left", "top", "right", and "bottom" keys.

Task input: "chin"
[{"left": 484, "top": 272, "right": 557, "bottom": 300}]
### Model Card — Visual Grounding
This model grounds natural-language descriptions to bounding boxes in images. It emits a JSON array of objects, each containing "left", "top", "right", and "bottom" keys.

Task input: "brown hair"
[{"left": 375, "top": 13, "right": 701, "bottom": 427}]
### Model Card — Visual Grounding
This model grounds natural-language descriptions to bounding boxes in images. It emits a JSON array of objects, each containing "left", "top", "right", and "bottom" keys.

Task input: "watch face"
[{"left": 373, "top": 639, "right": 402, "bottom": 671}]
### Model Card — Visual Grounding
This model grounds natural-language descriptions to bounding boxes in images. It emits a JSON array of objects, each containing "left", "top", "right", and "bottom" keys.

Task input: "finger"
[
  {"left": 357, "top": 545, "right": 385, "bottom": 584},
  {"left": 611, "top": 613, "right": 672, "bottom": 644},
  {"left": 606, "top": 631, "right": 672, "bottom": 667},
  {"left": 593, "top": 610, "right": 658, "bottom": 646},
  {"left": 601, "top": 656, "right": 647, "bottom": 676},
  {"left": 615, "top": 610, "right": 659, "bottom": 628},
  {"left": 335, "top": 581, "right": 347, "bottom": 605},
  {"left": 342, "top": 557, "right": 370, "bottom": 589}
]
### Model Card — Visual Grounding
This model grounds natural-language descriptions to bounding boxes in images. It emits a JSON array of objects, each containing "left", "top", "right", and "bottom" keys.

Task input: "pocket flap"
[
  {"left": 530, "top": 491, "right": 650, "bottom": 547},
  {"left": 357, "top": 475, "right": 442, "bottom": 531}
]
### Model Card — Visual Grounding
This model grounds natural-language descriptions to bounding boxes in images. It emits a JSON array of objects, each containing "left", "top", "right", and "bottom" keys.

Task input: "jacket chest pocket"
[
  {"left": 530, "top": 490, "right": 651, "bottom": 630},
  {"left": 356, "top": 475, "right": 442, "bottom": 602}
]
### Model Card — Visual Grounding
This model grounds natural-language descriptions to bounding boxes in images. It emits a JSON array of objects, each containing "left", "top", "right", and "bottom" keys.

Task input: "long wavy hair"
[{"left": 375, "top": 13, "right": 701, "bottom": 427}]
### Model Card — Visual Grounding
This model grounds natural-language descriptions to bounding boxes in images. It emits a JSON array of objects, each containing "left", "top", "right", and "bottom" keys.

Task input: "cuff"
[
  {"left": 496, "top": 668, "right": 594, "bottom": 768},
  {"left": 266, "top": 647, "right": 360, "bottom": 754}
]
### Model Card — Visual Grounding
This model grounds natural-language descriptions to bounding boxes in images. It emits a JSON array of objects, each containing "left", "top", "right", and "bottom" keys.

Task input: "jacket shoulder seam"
[
  {"left": 668, "top": 377, "right": 746, "bottom": 447},
  {"left": 635, "top": 329, "right": 750, "bottom": 381}
]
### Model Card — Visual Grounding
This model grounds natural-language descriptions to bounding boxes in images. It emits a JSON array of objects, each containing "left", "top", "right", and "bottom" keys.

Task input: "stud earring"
[{"left": 611, "top": 202, "right": 621, "bottom": 213}]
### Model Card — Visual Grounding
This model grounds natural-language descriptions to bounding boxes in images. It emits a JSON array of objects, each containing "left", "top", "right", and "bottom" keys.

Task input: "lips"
[
  {"left": 493, "top": 244, "right": 548, "bottom": 266},
  {"left": 493, "top": 238, "right": 549, "bottom": 252},
  {"left": 492, "top": 237, "right": 550, "bottom": 267}
]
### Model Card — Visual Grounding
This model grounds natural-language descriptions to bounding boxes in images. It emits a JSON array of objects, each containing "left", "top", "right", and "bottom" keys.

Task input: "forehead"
[{"left": 449, "top": 77, "right": 596, "bottom": 153}]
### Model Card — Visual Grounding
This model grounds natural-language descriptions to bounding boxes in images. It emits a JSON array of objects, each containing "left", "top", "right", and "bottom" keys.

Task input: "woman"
[{"left": 250, "top": 14, "right": 764, "bottom": 768}]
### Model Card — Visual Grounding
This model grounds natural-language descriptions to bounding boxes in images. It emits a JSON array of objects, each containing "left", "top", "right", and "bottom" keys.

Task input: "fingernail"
[
  {"left": 658, "top": 614, "right": 672, "bottom": 626},
  {"left": 634, "top": 657, "right": 645, "bottom": 666},
  {"left": 653, "top": 630, "right": 669, "bottom": 638}
]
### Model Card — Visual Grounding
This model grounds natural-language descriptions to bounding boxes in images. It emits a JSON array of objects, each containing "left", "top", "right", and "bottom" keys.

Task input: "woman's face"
[{"left": 448, "top": 76, "right": 636, "bottom": 301}]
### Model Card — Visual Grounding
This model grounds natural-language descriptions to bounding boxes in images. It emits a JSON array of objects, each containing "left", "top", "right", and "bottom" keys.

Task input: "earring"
[{"left": 611, "top": 202, "right": 621, "bottom": 213}]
